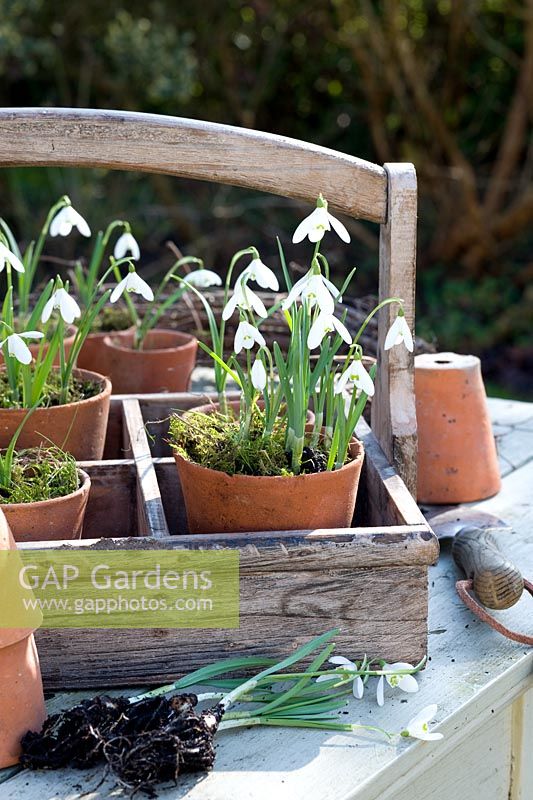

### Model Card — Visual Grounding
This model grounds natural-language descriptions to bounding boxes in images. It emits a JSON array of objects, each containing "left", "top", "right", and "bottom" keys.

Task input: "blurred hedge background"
[{"left": 0, "top": 0, "right": 531, "bottom": 396}]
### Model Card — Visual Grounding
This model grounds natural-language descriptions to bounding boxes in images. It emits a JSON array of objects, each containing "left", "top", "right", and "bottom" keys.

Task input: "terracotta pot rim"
[
  {"left": 103, "top": 328, "right": 197, "bottom": 356},
  {"left": 173, "top": 438, "right": 364, "bottom": 483},
  {"left": 86, "top": 325, "right": 135, "bottom": 342},
  {"left": 0, "top": 368, "right": 111, "bottom": 413},
  {"left": 0, "top": 468, "right": 90, "bottom": 512}
]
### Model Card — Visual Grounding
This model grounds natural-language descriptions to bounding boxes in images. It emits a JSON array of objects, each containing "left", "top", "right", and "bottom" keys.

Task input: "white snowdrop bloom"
[
  {"left": 114, "top": 231, "right": 140, "bottom": 261},
  {"left": 334, "top": 358, "right": 375, "bottom": 398},
  {"left": 316, "top": 655, "right": 365, "bottom": 700},
  {"left": 41, "top": 287, "right": 81, "bottom": 325},
  {"left": 110, "top": 270, "right": 154, "bottom": 303},
  {"left": 183, "top": 269, "right": 222, "bottom": 288},
  {"left": 0, "top": 243, "right": 24, "bottom": 274},
  {"left": 233, "top": 321, "right": 266, "bottom": 354},
  {"left": 0, "top": 331, "right": 43, "bottom": 365},
  {"left": 307, "top": 312, "right": 352, "bottom": 350},
  {"left": 384, "top": 312, "right": 414, "bottom": 353},
  {"left": 401, "top": 704, "right": 443, "bottom": 741},
  {"left": 222, "top": 281, "right": 268, "bottom": 321},
  {"left": 282, "top": 272, "right": 341, "bottom": 313},
  {"left": 240, "top": 257, "right": 279, "bottom": 291},
  {"left": 376, "top": 662, "right": 419, "bottom": 707},
  {"left": 49, "top": 205, "right": 91, "bottom": 238},
  {"left": 292, "top": 201, "right": 350, "bottom": 244}
]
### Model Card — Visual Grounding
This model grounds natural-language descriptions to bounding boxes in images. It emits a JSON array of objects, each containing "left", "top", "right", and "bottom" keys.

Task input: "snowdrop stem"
[
  {"left": 218, "top": 717, "right": 393, "bottom": 740},
  {"left": 20, "top": 196, "right": 69, "bottom": 314},
  {"left": 111, "top": 260, "right": 140, "bottom": 339}
]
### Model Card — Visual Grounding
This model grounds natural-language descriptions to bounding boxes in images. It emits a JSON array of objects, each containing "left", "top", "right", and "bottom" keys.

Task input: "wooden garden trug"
[{"left": 0, "top": 109, "right": 438, "bottom": 688}]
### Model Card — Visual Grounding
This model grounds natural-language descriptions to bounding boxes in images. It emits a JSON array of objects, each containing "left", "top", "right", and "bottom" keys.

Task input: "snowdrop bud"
[{"left": 251, "top": 357, "right": 267, "bottom": 391}]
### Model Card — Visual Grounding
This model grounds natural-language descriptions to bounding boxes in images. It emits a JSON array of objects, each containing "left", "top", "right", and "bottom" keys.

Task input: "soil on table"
[{"left": 21, "top": 694, "right": 224, "bottom": 797}]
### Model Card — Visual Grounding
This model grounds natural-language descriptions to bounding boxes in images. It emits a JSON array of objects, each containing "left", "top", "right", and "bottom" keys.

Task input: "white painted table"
[{"left": 0, "top": 397, "right": 531, "bottom": 800}]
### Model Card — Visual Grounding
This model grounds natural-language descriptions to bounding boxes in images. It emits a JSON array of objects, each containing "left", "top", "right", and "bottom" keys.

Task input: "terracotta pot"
[
  {"left": 76, "top": 326, "right": 135, "bottom": 375},
  {"left": 187, "top": 398, "right": 315, "bottom": 424},
  {"left": 0, "top": 509, "right": 46, "bottom": 768},
  {"left": 415, "top": 352, "right": 501, "bottom": 504},
  {"left": 0, "top": 326, "right": 77, "bottom": 368},
  {"left": 102, "top": 329, "right": 198, "bottom": 394},
  {"left": 1, "top": 469, "right": 91, "bottom": 542},
  {"left": 174, "top": 438, "right": 364, "bottom": 534},
  {"left": 0, "top": 368, "right": 111, "bottom": 460}
]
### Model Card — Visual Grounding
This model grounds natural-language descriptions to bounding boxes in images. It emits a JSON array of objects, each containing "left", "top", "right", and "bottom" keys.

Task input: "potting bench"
[{"left": 0, "top": 394, "right": 531, "bottom": 800}]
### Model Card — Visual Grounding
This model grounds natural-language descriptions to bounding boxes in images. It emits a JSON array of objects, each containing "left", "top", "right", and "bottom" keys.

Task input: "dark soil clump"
[{"left": 21, "top": 694, "right": 224, "bottom": 797}]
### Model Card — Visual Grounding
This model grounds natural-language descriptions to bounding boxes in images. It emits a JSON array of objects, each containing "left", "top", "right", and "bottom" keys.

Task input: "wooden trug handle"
[{"left": 452, "top": 526, "right": 524, "bottom": 610}]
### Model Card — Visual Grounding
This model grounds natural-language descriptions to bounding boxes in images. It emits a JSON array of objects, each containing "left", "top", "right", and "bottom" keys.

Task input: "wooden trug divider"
[
  {"left": 0, "top": 108, "right": 439, "bottom": 688},
  {"left": 25, "top": 391, "right": 439, "bottom": 689}
]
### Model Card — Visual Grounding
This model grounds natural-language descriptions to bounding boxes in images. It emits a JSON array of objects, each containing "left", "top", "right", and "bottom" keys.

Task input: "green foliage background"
[{"left": 0, "top": 0, "right": 531, "bottom": 395}]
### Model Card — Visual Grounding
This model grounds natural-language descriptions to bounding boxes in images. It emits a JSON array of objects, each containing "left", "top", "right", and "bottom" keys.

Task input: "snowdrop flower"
[
  {"left": 384, "top": 310, "right": 414, "bottom": 353},
  {"left": 316, "top": 656, "right": 364, "bottom": 699},
  {"left": 251, "top": 357, "right": 267, "bottom": 391},
  {"left": 234, "top": 321, "right": 266, "bottom": 354},
  {"left": 49, "top": 205, "right": 91, "bottom": 238},
  {"left": 0, "top": 331, "right": 43, "bottom": 365},
  {"left": 183, "top": 269, "right": 222, "bottom": 288},
  {"left": 110, "top": 268, "right": 154, "bottom": 303},
  {"left": 222, "top": 281, "right": 268, "bottom": 321},
  {"left": 41, "top": 287, "right": 81, "bottom": 325},
  {"left": 0, "top": 242, "right": 24, "bottom": 274},
  {"left": 377, "top": 662, "right": 419, "bottom": 707},
  {"left": 114, "top": 231, "right": 140, "bottom": 261},
  {"left": 292, "top": 195, "right": 350, "bottom": 244},
  {"left": 334, "top": 357, "right": 375, "bottom": 398},
  {"left": 282, "top": 272, "right": 340, "bottom": 313},
  {"left": 240, "top": 257, "right": 279, "bottom": 291},
  {"left": 400, "top": 704, "right": 443, "bottom": 741},
  {"left": 308, "top": 312, "right": 352, "bottom": 350}
]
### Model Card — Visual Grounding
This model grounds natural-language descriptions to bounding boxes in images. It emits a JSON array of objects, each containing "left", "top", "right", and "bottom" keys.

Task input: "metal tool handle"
[{"left": 451, "top": 526, "right": 524, "bottom": 610}]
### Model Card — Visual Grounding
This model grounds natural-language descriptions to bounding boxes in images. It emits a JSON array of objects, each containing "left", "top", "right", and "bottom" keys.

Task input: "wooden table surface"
[{"left": 1, "top": 396, "right": 532, "bottom": 800}]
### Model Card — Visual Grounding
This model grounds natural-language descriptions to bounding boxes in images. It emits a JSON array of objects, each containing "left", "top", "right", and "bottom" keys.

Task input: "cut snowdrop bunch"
[
  {"left": 0, "top": 196, "right": 90, "bottom": 317},
  {"left": 176, "top": 196, "right": 415, "bottom": 476},
  {"left": 128, "top": 631, "right": 440, "bottom": 753},
  {"left": 112, "top": 255, "right": 222, "bottom": 350}
]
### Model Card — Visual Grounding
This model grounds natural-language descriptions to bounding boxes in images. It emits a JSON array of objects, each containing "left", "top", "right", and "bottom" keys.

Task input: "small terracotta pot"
[
  {"left": 187, "top": 398, "right": 315, "bottom": 424},
  {"left": 102, "top": 328, "right": 198, "bottom": 394},
  {"left": 1, "top": 469, "right": 91, "bottom": 542},
  {"left": 0, "top": 509, "right": 46, "bottom": 768},
  {"left": 174, "top": 438, "right": 364, "bottom": 534},
  {"left": 415, "top": 352, "right": 501, "bottom": 504},
  {"left": 76, "top": 326, "right": 136, "bottom": 376},
  {"left": 0, "top": 368, "right": 111, "bottom": 460}
]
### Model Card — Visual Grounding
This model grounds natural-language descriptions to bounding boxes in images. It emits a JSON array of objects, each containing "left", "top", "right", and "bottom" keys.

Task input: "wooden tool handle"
[{"left": 452, "top": 527, "right": 524, "bottom": 610}]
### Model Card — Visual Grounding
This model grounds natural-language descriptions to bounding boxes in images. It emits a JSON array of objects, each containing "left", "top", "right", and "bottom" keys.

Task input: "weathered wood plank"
[
  {"left": 0, "top": 108, "right": 387, "bottom": 223},
  {"left": 21, "top": 525, "right": 437, "bottom": 568},
  {"left": 121, "top": 398, "right": 169, "bottom": 538},
  {"left": 372, "top": 163, "right": 418, "bottom": 496},
  {"left": 34, "top": 605, "right": 428, "bottom": 689}
]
